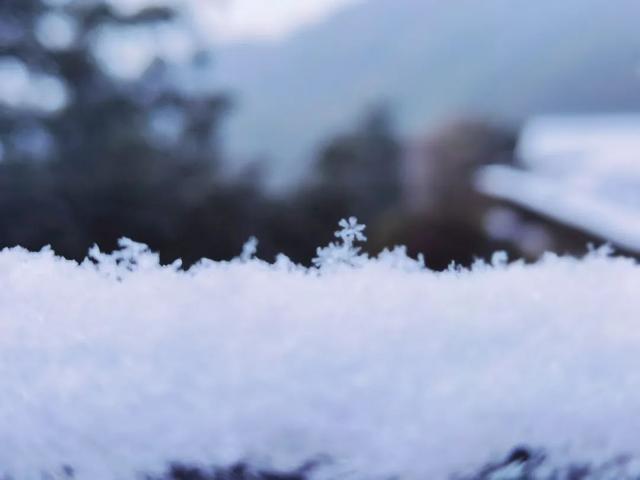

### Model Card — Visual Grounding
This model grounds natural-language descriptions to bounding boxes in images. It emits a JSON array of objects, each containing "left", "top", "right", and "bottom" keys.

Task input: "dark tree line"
[
  {"left": 3, "top": 0, "right": 590, "bottom": 269},
  {"left": 0, "top": 0, "right": 407, "bottom": 266}
]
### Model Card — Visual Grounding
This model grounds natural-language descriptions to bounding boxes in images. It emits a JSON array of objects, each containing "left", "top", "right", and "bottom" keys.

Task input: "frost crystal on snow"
[
  {"left": 86, "top": 237, "right": 180, "bottom": 279},
  {"left": 240, "top": 237, "right": 259, "bottom": 262},
  {"left": 313, "top": 217, "right": 368, "bottom": 269}
]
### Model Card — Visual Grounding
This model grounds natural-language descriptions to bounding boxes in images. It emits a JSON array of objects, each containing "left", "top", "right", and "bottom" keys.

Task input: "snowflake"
[
  {"left": 336, "top": 217, "right": 367, "bottom": 243},
  {"left": 312, "top": 217, "right": 368, "bottom": 270}
]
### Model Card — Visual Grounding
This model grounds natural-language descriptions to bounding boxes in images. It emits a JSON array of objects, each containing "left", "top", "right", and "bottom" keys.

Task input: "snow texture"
[
  {"left": 476, "top": 115, "right": 640, "bottom": 253},
  {"left": 2, "top": 219, "right": 640, "bottom": 479}
]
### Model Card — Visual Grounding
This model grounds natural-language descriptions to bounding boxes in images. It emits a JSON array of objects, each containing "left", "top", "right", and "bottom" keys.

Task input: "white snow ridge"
[{"left": 1, "top": 219, "right": 640, "bottom": 479}]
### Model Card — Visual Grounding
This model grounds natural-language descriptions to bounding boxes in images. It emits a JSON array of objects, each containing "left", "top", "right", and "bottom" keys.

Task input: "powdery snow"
[
  {"left": 476, "top": 164, "right": 640, "bottom": 253},
  {"left": 1, "top": 223, "right": 640, "bottom": 479},
  {"left": 476, "top": 115, "right": 640, "bottom": 253}
]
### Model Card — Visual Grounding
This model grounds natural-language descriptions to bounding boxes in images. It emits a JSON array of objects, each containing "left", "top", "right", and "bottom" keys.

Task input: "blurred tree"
[
  {"left": 3, "top": 0, "right": 231, "bottom": 168},
  {"left": 371, "top": 118, "right": 520, "bottom": 269},
  {"left": 1, "top": 4, "right": 572, "bottom": 269},
  {"left": 0, "top": 0, "right": 234, "bottom": 260},
  {"left": 265, "top": 104, "right": 404, "bottom": 264},
  {"left": 313, "top": 104, "right": 402, "bottom": 223}
]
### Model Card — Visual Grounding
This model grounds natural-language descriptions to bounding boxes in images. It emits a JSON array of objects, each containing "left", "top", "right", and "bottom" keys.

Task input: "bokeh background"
[{"left": 2, "top": 0, "right": 640, "bottom": 269}]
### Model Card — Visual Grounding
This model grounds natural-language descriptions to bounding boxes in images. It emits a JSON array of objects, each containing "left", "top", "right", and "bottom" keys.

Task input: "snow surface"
[
  {"left": 476, "top": 115, "right": 640, "bottom": 253},
  {"left": 476, "top": 164, "right": 640, "bottom": 253},
  {"left": 2, "top": 220, "right": 640, "bottom": 479}
]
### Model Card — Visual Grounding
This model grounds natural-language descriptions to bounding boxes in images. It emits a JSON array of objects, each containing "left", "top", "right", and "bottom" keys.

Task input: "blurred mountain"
[{"left": 211, "top": 0, "right": 640, "bottom": 185}]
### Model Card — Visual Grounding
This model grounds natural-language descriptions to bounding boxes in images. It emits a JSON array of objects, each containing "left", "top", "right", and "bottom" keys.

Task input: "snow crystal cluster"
[{"left": 2, "top": 219, "right": 640, "bottom": 479}]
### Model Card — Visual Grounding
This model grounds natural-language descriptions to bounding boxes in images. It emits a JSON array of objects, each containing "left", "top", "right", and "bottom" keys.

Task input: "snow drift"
[{"left": 2, "top": 219, "right": 640, "bottom": 479}]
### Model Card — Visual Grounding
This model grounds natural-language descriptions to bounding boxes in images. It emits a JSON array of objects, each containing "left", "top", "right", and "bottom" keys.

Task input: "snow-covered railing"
[{"left": 2, "top": 219, "right": 640, "bottom": 479}]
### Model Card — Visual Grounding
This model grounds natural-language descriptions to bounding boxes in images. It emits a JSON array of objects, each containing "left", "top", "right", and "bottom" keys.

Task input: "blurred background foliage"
[{"left": 0, "top": 0, "right": 636, "bottom": 269}]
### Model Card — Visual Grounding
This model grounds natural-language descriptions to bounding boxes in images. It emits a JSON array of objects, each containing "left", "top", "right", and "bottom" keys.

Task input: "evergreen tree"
[{"left": 0, "top": 0, "right": 232, "bottom": 260}]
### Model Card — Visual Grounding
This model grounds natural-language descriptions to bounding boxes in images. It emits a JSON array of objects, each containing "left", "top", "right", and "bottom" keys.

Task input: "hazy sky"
[
  {"left": 106, "top": 0, "right": 364, "bottom": 43},
  {"left": 187, "top": 0, "right": 364, "bottom": 43},
  {"left": 92, "top": 0, "right": 364, "bottom": 79}
]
